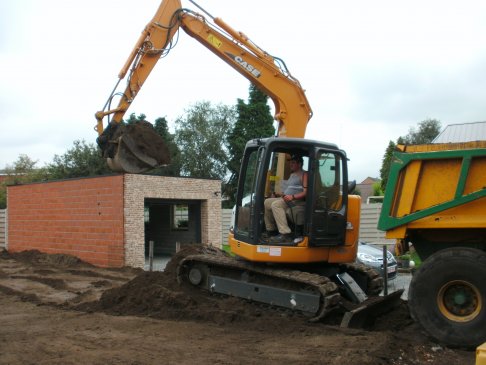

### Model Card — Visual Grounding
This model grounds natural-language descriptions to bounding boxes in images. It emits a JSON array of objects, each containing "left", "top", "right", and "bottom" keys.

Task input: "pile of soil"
[
  {"left": 79, "top": 246, "right": 290, "bottom": 328},
  {"left": 1, "top": 249, "right": 92, "bottom": 268},
  {"left": 113, "top": 121, "right": 171, "bottom": 165},
  {"left": 82, "top": 245, "right": 412, "bottom": 333},
  {"left": 0, "top": 249, "right": 140, "bottom": 308},
  {"left": 97, "top": 120, "right": 170, "bottom": 173}
]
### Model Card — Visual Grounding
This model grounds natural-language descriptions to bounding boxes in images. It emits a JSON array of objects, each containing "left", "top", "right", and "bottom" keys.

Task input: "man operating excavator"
[
  {"left": 263, "top": 154, "right": 308, "bottom": 243},
  {"left": 95, "top": 0, "right": 405, "bottom": 331}
]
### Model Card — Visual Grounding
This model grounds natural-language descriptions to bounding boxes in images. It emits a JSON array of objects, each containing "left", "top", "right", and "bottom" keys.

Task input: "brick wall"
[
  {"left": 7, "top": 175, "right": 125, "bottom": 267},
  {"left": 124, "top": 174, "right": 221, "bottom": 268}
]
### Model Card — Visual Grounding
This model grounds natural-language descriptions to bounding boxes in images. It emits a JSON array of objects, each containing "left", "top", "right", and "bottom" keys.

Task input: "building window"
[
  {"left": 144, "top": 207, "right": 150, "bottom": 223},
  {"left": 172, "top": 204, "right": 189, "bottom": 230}
]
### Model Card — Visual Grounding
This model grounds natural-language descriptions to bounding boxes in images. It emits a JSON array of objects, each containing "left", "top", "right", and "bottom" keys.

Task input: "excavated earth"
[{"left": 0, "top": 247, "right": 475, "bottom": 365}]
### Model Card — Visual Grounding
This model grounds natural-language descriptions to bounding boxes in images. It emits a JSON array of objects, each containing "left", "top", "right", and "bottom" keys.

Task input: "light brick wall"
[
  {"left": 7, "top": 175, "right": 125, "bottom": 267},
  {"left": 124, "top": 174, "right": 221, "bottom": 268}
]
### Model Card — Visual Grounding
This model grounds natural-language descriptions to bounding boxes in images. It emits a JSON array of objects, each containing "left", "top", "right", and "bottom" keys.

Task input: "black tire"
[{"left": 408, "top": 247, "right": 486, "bottom": 348}]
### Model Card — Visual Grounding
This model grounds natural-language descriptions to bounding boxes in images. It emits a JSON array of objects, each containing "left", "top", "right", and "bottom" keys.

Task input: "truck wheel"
[{"left": 408, "top": 247, "right": 486, "bottom": 348}]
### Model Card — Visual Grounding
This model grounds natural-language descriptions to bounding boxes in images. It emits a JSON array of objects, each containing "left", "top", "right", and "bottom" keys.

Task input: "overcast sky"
[{"left": 1, "top": 0, "right": 485, "bottom": 182}]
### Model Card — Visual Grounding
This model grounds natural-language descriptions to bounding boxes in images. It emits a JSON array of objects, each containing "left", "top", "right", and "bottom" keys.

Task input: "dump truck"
[{"left": 378, "top": 140, "right": 486, "bottom": 348}]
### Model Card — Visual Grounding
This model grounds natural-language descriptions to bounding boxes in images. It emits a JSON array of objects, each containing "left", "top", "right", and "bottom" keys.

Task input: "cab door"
[
  {"left": 233, "top": 146, "right": 264, "bottom": 244},
  {"left": 308, "top": 150, "right": 347, "bottom": 246}
]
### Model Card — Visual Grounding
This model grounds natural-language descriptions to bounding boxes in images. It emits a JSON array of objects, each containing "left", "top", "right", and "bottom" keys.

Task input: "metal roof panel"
[{"left": 433, "top": 121, "right": 486, "bottom": 143}]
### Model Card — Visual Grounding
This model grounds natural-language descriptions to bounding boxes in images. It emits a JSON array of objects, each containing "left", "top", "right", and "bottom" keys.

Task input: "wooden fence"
[
  {"left": 359, "top": 203, "right": 394, "bottom": 244},
  {"left": 222, "top": 209, "right": 233, "bottom": 245},
  {"left": 0, "top": 209, "right": 6, "bottom": 249}
]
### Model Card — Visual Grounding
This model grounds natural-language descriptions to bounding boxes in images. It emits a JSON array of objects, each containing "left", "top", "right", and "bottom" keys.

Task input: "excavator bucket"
[
  {"left": 340, "top": 289, "right": 404, "bottom": 328},
  {"left": 97, "top": 121, "right": 171, "bottom": 173}
]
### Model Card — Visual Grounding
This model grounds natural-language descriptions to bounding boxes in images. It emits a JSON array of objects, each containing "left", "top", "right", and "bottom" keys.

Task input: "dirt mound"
[
  {"left": 97, "top": 120, "right": 170, "bottom": 173},
  {"left": 4, "top": 250, "right": 92, "bottom": 268},
  {"left": 80, "top": 245, "right": 315, "bottom": 330},
  {"left": 0, "top": 249, "right": 139, "bottom": 308},
  {"left": 80, "top": 245, "right": 414, "bottom": 334},
  {"left": 88, "top": 272, "right": 325, "bottom": 332}
]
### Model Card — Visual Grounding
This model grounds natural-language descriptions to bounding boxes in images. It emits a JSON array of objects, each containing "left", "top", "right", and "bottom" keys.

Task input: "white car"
[{"left": 356, "top": 241, "right": 398, "bottom": 280}]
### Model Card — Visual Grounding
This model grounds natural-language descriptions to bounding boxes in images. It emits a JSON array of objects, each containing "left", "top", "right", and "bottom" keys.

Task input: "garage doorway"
[
  {"left": 144, "top": 199, "right": 202, "bottom": 257},
  {"left": 144, "top": 199, "right": 201, "bottom": 269}
]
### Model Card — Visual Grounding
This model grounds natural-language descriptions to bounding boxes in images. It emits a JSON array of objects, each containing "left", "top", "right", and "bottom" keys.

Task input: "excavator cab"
[{"left": 231, "top": 137, "right": 350, "bottom": 261}]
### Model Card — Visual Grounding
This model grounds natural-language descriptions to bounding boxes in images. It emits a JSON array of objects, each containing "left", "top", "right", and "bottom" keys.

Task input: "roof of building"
[
  {"left": 358, "top": 177, "right": 380, "bottom": 185},
  {"left": 433, "top": 121, "right": 486, "bottom": 143}
]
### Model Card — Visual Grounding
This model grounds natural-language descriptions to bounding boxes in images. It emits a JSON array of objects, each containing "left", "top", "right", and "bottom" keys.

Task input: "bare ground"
[{"left": 0, "top": 248, "right": 475, "bottom": 365}]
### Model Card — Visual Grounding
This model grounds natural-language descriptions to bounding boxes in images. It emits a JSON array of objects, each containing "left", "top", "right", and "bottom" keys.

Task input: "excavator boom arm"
[
  {"left": 95, "top": 0, "right": 183, "bottom": 134},
  {"left": 178, "top": 11, "right": 312, "bottom": 137},
  {"left": 96, "top": 0, "right": 312, "bottom": 139}
]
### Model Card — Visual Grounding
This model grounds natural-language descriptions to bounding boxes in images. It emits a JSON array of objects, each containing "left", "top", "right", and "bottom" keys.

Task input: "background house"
[{"left": 356, "top": 177, "right": 380, "bottom": 203}]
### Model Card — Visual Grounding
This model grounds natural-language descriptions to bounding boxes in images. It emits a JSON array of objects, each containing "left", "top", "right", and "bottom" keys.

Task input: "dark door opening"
[{"left": 144, "top": 199, "right": 201, "bottom": 267}]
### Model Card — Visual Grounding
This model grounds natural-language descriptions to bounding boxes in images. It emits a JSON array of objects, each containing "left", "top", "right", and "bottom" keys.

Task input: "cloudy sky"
[{"left": 1, "top": 0, "right": 485, "bottom": 182}]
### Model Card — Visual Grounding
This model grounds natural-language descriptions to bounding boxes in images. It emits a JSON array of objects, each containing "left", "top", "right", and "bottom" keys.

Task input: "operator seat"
[{"left": 286, "top": 203, "right": 305, "bottom": 237}]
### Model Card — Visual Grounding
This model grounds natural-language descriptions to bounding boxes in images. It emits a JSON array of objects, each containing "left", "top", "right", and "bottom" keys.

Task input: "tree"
[
  {"left": 380, "top": 140, "right": 397, "bottom": 192},
  {"left": 0, "top": 186, "right": 6, "bottom": 209},
  {"left": 380, "top": 119, "right": 441, "bottom": 192},
  {"left": 0, "top": 154, "right": 46, "bottom": 208},
  {"left": 372, "top": 181, "right": 384, "bottom": 197},
  {"left": 175, "top": 101, "right": 236, "bottom": 179},
  {"left": 224, "top": 84, "right": 275, "bottom": 206},
  {"left": 6, "top": 154, "right": 38, "bottom": 173},
  {"left": 46, "top": 140, "right": 111, "bottom": 179},
  {"left": 402, "top": 118, "right": 441, "bottom": 145},
  {"left": 150, "top": 117, "right": 182, "bottom": 176},
  {"left": 125, "top": 113, "right": 147, "bottom": 124}
]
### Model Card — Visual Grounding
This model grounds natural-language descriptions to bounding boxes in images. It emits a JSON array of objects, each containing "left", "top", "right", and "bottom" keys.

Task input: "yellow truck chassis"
[{"left": 379, "top": 141, "right": 486, "bottom": 348}]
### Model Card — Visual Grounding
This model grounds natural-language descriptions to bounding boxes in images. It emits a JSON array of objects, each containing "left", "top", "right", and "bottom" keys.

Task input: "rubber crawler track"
[
  {"left": 340, "top": 262, "right": 385, "bottom": 296},
  {"left": 178, "top": 252, "right": 343, "bottom": 322}
]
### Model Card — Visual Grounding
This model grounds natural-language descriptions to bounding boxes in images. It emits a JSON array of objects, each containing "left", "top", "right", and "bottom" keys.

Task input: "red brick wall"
[{"left": 7, "top": 175, "right": 125, "bottom": 267}]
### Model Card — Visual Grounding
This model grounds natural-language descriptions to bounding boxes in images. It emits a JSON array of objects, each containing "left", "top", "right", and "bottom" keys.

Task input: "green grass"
[
  {"left": 410, "top": 250, "right": 422, "bottom": 268},
  {"left": 222, "top": 244, "right": 233, "bottom": 255}
]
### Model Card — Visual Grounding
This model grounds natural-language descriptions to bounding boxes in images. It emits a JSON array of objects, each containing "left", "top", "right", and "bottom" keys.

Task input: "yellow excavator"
[{"left": 95, "top": 0, "right": 402, "bottom": 327}]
